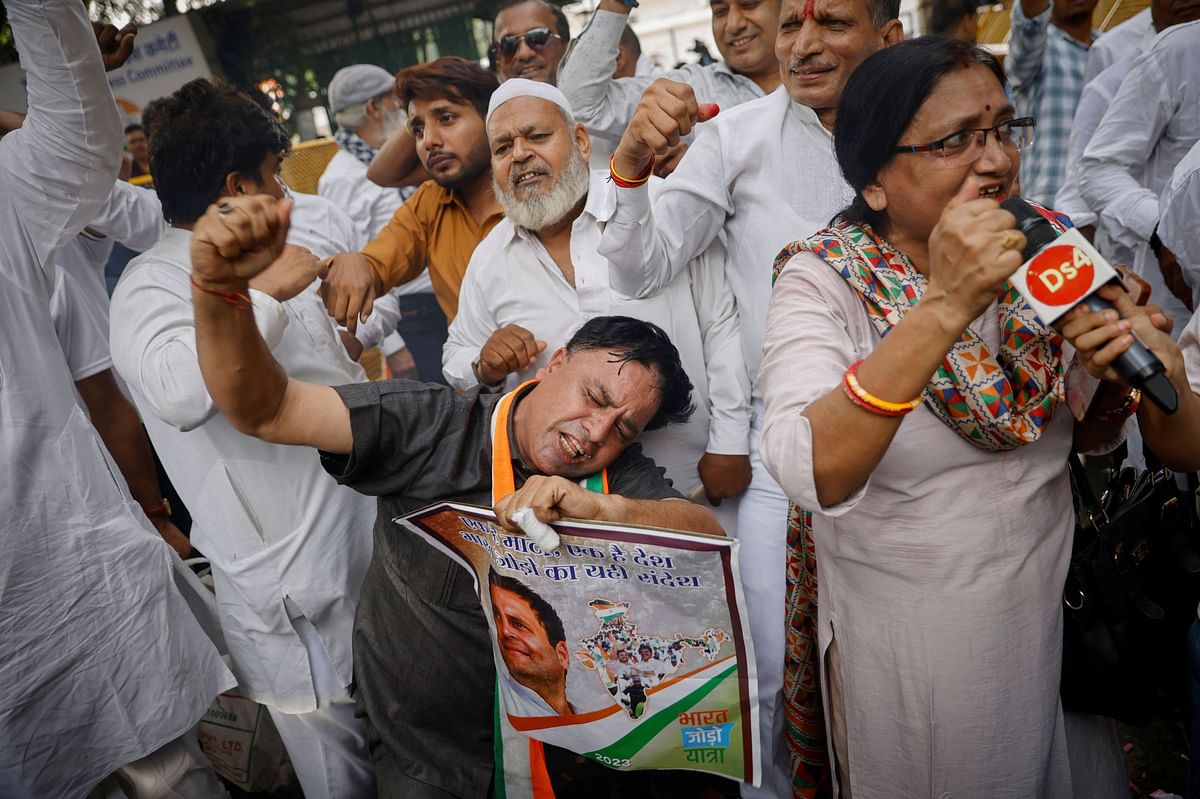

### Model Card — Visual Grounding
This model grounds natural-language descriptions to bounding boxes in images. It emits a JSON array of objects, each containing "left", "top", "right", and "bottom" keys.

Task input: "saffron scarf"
[{"left": 490, "top": 381, "right": 607, "bottom": 799}]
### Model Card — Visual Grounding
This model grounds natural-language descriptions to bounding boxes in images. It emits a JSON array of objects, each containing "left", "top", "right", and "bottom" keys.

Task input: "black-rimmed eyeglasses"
[{"left": 893, "top": 117, "right": 1036, "bottom": 166}]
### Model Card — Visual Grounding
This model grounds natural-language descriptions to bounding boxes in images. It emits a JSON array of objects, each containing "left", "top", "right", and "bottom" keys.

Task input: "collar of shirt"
[
  {"left": 506, "top": 381, "right": 540, "bottom": 480},
  {"left": 433, "top": 180, "right": 505, "bottom": 230},
  {"left": 154, "top": 226, "right": 192, "bottom": 265},
  {"left": 711, "top": 58, "right": 764, "bottom": 95}
]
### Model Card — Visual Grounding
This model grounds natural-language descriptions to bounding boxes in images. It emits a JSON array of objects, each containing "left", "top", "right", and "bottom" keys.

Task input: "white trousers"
[
  {"left": 735, "top": 415, "right": 792, "bottom": 799},
  {"left": 88, "top": 729, "right": 229, "bottom": 799},
  {"left": 272, "top": 603, "right": 376, "bottom": 799}
]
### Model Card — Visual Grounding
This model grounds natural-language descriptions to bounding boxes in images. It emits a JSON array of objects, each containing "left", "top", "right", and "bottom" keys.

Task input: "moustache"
[{"left": 786, "top": 57, "right": 837, "bottom": 72}]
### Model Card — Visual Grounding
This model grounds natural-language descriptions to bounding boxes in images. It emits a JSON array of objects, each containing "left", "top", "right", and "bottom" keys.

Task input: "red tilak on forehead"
[{"left": 804, "top": 0, "right": 815, "bottom": 18}]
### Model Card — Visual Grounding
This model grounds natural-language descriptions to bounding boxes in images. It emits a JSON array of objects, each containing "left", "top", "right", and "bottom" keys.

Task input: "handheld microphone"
[{"left": 1001, "top": 198, "right": 1177, "bottom": 414}]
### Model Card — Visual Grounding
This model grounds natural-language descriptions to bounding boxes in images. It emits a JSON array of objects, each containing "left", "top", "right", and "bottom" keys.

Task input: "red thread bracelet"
[{"left": 190, "top": 273, "right": 252, "bottom": 310}]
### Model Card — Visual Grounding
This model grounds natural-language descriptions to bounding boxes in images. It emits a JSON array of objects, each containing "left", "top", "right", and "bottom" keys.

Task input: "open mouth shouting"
[
  {"left": 558, "top": 431, "right": 587, "bottom": 462},
  {"left": 512, "top": 167, "right": 550, "bottom": 190},
  {"left": 978, "top": 183, "right": 1007, "bottom": 201}
]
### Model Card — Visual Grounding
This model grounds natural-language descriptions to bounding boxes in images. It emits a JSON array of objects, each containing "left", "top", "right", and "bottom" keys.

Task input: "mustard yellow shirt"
[{"left": 362, "top": 180, "right": 502, "bottom": 321}]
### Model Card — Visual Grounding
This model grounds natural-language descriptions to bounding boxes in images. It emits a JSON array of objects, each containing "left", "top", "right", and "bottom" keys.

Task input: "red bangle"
[
  {"left": 841, "top": 359, "right": 922, "bottom": 417},
  {"left": 609, "top": 153, "right": 654, "bottom": 188},
  {"left": 190, "top": 273, "right": 252, "bottom": 310}
]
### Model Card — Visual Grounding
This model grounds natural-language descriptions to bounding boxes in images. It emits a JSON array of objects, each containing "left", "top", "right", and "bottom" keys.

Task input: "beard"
[
  {"left": 379, "top": 103, "right": 408, "bottom": 138},
  {"left": 430, "top": 135, "right": 492, "bottom": 191},
  {"left": 493, "top": 146, "right": 590, "bottom": 231}
]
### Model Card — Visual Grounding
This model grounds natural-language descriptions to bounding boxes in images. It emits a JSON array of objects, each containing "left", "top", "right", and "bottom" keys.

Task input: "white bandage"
[{"left": 512, "top": 507, "right": 560, "bottom": 551}]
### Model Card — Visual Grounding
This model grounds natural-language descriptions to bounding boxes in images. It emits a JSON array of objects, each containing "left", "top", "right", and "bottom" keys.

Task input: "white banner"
[{"left": 0, "top": 15, "right": 212, "bottom": 123}]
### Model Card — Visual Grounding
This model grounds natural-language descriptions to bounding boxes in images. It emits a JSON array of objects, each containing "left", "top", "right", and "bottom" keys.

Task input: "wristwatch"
[
  {"left": 618, "top": 0, "right": 639, "bottom": 7},
  {"left": 471, "top": 356, "right": 505, "bottom": 391}
]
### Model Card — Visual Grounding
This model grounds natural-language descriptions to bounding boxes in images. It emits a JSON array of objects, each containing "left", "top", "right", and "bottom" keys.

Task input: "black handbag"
[{"left": 1061, "top": 454, "right": 1200, "bottom": 724}]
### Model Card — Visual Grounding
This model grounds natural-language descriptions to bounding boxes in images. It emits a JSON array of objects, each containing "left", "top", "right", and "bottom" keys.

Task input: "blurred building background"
[{"left": 0, "top": 0, "right": 1152, "bottom": 142}]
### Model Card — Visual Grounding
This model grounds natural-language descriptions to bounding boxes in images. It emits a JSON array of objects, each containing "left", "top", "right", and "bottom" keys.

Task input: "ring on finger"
[
  {"left": 217, "top": 201, "right": 239, "bottom": 216},
  {"left": 1000, "top": 230, "right": 1023, "bottom": 251}
]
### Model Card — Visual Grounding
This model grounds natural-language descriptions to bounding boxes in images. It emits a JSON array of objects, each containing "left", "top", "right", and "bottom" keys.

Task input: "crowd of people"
[{"left": 3, "top": 0, "right": 1200, "bottom": 797}]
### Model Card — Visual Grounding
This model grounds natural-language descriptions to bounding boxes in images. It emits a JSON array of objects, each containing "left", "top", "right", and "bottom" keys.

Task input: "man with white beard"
[
  {"left": 597, "top": 0, "right": 903, "bottom": 793},
  {"left": 444, "top": 80, "right": 750, "bottom": 526}
]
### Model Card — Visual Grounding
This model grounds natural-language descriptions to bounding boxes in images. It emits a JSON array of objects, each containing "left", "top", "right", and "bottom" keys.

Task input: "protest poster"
[{"left": 396, "top": 502, "right": 760, "bottom": 787}]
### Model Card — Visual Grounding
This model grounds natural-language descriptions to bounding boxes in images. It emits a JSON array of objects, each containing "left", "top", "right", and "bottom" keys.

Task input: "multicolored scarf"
[
  {"left": 779, "top": 220, "right": 1067, "bottom": 451},
  {"left": 772, "top": 215, "right": 1069, "bottom": 798}
]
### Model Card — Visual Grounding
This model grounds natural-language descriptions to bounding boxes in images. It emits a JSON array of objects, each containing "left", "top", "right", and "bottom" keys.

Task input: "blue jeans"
[
  {"left": 394, "top": 292, "right": 448, "bottom": 384},
  {"left": 1189, "top": 617, "right": 1200, "bottom": 798}
]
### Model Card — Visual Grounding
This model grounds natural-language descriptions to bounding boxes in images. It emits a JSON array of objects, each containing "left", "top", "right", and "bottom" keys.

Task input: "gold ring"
[{"left": 1000, "top": 230, "right": 1023, "bottom": 251}]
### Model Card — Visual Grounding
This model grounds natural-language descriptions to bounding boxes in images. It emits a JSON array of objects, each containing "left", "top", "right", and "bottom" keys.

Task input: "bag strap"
[{"left": 1067, "top": 453, "right": 1107, "bottom": 530}]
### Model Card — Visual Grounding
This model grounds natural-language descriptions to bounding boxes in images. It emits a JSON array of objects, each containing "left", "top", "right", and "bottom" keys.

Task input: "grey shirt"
[
  {"left": 557, "top": 8, "right": 764, "bottom": 141},
  {"left": 320, "top": 379, "right": 679, "bottom": 799}
]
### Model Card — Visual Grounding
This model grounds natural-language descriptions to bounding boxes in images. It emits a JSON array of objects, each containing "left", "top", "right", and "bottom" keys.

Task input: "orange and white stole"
[{"left": 489, "top": 380, "right": 607, "bottom": 799}]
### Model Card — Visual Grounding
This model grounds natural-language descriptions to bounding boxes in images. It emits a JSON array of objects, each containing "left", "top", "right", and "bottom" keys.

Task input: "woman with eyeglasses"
[{"left": 759, "top": 38, "right": 1154, "bottom": 796}]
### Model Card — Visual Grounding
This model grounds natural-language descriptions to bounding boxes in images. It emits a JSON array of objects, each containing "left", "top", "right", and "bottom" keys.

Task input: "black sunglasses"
[{"left": 491, "top": 27, "right": 562, "bottom": 61}]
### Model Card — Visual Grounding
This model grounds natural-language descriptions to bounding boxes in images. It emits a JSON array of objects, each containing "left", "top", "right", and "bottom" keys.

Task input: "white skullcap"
[{"left": 486, "top": 78, "right": 574, "bottom": 126}]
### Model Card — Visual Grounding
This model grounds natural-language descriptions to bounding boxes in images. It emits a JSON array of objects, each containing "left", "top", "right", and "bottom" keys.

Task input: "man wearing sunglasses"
[{"left": 491, "top": 0, "right": 571, "bottom": 84}]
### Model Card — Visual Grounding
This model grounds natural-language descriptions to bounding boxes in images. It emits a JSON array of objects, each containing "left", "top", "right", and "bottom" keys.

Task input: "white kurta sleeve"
[
  {"left": 599, "top": 129, "right": 733, "bottom": 299},
  {"left": 1078, "top": 48, "right": 1174, "bottom": 250},
  {"left": 688, "top": 240, "right": 750, "bottom": 456},
  {"left": 352, "top": 289, "right": 402, "bottom": 350},
  {"left": 759, "top": 252, "right": 871, "bottom": 514},
  {"left": 109, "top": 263, "right": 290, "bottom": 431},
  {"left": 0, "top": 0, "right": 123, "bottom": 280},
  {"left": 557, "top": 10, "right": 654, "bottom": 140},
  {"left": 51, "top": 265, "right": 112, "bottom": 382},
  {"left": 442, "top": 248, "right": 498, "bottom": 391},
  {"left": 1159, "top": 142, "right": 1200, "bottom": 292},
  {"left": 87, "top": 180, "right": 168, "bottom": 252}
]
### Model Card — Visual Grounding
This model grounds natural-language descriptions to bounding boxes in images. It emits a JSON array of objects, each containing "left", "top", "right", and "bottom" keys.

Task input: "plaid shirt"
[{"left": 1008, "top": 2, "right": 1096, "bottom": 208}]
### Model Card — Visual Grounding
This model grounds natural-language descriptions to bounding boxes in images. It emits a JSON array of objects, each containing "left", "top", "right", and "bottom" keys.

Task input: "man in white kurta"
[
  {"left": 595, "top": 1, "right": 902, "bottom": 788},
  {"left": 557, "top": 0, "right": 777, "bottom": 172},
  {"left": 1158, "top": 140, "right": 1200, "bottom": 304},
  {"left": 1053, "top": 49, "right": 1150, "bottom": 270},
  {"left": 109, "top": 79, "right": 378, "bottom": 798},
  {"left": 1078, "top": 20, "right": 1200, "bottom": 332},
  {"left": 1083, "top": 7, "right": 1152, "bottom": 82},
  {"left": 0, "top": 2, "right": 234, "bottom": 796},
  {"left": 445, "top": 84, "right": 750, "bottom": 530}
]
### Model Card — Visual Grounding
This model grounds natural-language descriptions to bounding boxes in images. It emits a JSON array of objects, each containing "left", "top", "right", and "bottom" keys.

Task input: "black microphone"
[{"left": 1001, "top": 198, "right": 1177, "bottom": 414}]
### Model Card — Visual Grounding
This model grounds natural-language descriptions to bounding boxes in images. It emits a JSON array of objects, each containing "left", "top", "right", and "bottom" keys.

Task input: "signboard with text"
[
  {"left": 397, "top": 502, "right": 761, "bottom": 786},
  {"left": 0, "top": 15, "right": 212, "bottom": 121}
]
